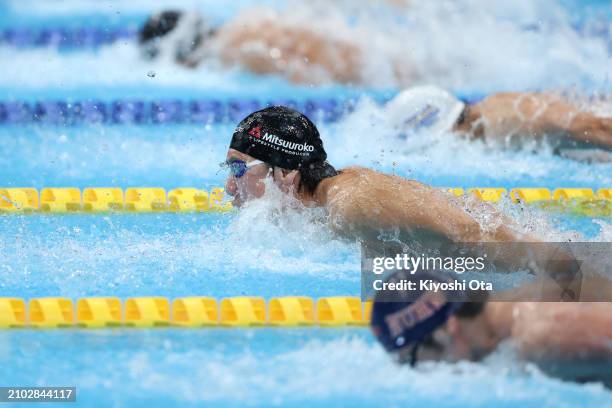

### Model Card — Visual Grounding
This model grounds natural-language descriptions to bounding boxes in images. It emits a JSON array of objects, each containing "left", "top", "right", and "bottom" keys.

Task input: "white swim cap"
[{"left": 385, "top": 86, "right": 465, "bottom": 137}]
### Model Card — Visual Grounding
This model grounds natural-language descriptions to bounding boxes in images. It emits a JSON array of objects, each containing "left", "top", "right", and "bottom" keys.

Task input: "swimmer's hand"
[
  {"left": 557, "top": 148, "right": 612, "bottom": 163},
  {"left": 273, "top": 167, "right": 301, "bottom": 195}
]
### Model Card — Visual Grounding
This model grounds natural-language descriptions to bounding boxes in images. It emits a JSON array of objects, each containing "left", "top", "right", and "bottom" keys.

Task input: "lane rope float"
[
  {"left": 0, "top": 26, "right": 136, "bottom": 48},
  {"left": 0, "top": 98, "right": 359, "bottom": 125},
  {"left": 0, "top": 187, "right": 610, "bottom": 216},
  {"left": 0, "top": 296, "right": 371, "bottom": 328}
]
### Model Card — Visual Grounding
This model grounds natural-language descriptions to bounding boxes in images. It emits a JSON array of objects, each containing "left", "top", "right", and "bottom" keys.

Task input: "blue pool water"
[{"left": 1, "top": 0, "right": 612, "bottom": 407}]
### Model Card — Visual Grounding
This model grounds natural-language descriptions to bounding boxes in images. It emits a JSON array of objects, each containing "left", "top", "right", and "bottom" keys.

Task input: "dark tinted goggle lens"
[{"left": 228, "top": 160, "right": 247, "bottom": 178}]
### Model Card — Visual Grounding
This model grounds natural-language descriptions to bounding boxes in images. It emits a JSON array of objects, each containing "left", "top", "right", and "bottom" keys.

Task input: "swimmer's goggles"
[
  {"left": 393, "top": 302, "right": 462, "bottom": 367},
  {"left": 221, "top": 159, "right": 266, "bottom": 178},
  {"left": 399, "top": 332, "right": 448, "bottom": 367}
]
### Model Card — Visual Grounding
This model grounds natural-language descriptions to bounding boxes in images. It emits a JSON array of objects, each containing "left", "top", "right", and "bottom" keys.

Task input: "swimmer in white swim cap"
[
  {"left": 385, "top": 86, "right": 612, "bottom": 162},
  {"left": 140, "top": 11, "right": 611, "bottom": 160}
]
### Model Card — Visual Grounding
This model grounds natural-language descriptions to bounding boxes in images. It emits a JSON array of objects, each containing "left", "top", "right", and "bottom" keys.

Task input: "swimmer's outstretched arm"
[
  {"left": 455, "top": 93, "right": 612, "bottom": 151},
  {"left": 511, "top": 302, "right": 612, "bottom": 362},
  {"left": 322, "top": 167, "right": 531, "bottom": 242},
  {"left": 214, "top": 10, "right": 363, "bottom": 84},
  {"left": 319, "top": 167, "right": 547, "bottom": 272},
  {"left": 319, "top": 167, "right": 599, "bottom": 286}
]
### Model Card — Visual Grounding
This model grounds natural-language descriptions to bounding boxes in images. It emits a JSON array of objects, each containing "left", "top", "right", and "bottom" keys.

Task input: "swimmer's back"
[
  {"left": 513, "top": 302, "right": 612, "bottom": 361},
  {"left": 320, "top": 167, "right": 494, "bottom": 242}
]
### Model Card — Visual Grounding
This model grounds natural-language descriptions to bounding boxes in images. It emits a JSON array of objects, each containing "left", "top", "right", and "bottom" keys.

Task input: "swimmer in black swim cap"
[
  {"left": 371, "top": 269, "right": 612, "bottom": 387},
  {"left": 224, "top": 106, "right": 338, "bottom": 207},
  {"left": 139, "top": 10, "right": 215, "bottom": 67},
  {"left": 224, "top": 106, "right": 604, "bottom": 281},
  {"left": 137, "top": 9, "right": 387, "bottom": 84}
]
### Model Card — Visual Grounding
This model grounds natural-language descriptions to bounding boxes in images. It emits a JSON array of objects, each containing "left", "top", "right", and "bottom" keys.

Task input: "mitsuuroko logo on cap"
[
  {"left": 246, "top": 126, "right": 315, "bottom": 157},
  {"left": 248, "top": 126, "right": 262, "bottom": 138},
  {"left": 230, "top": 106, "right": 328, "bottom": 170}
]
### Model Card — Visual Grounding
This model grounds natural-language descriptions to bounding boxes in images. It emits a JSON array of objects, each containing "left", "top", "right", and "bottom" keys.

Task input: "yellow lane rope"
[
  {"left": 0, "top": 187, "right": 610, "bottom": 216},
  {"left": 0, "top": 296, "right": 370, "bottom": 328}
]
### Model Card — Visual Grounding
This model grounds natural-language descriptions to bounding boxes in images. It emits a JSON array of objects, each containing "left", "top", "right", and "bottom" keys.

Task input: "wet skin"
[{"left": 224, "top": 150, "right": 270, "bottom": 207}]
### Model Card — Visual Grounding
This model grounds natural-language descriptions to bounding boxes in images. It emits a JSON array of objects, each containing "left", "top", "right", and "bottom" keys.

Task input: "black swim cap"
[
  {"left": 230, "top": 106, "right": 329, "bottom": 171},
  {"left": 371, "top": 270, "right": 463, "bottom": 357},
  {"left": 139, "top": 11, "right": 210, "bottom": 64},
  {"left": 139, "top": 11, "right": 182, "bottom": 45}
]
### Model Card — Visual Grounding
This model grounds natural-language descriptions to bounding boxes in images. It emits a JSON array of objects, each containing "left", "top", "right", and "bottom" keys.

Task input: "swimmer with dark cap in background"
[
  {"left": 370, "top": 270, "right": 612, "bottom": 387},
  {"left": 138, "top": 9, "right": 371, "bottom": 83}
]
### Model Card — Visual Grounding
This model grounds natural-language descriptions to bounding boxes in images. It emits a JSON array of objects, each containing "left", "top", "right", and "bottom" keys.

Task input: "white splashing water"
[
  {"left": 17, "top": 332, "right": 606, "bottom": 406},
  {"left": 1, "top": 0, "right": 610, "bottom": 91}
]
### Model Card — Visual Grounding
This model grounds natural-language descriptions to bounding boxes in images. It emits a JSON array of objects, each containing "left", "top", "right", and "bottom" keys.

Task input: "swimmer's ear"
[
  {"left": 273, "top": 167, "right": 283, "bottom": 182},
  {"left": 446, "top": 315, "right": 460, "bottom": 336},
  {"left": 273, "top": 167, "right": 300, "bottom": 194},
  {"left": 287, "top": 170, "right": 300, "bottom": 192}
]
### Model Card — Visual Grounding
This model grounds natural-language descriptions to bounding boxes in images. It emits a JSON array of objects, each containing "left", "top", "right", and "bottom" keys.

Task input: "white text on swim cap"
[
  {"left": 257, "top": 132, "right": 315, "bottom": 153},
  {"left": 385, "top": 292, "right": 446, "bottom": 338}
]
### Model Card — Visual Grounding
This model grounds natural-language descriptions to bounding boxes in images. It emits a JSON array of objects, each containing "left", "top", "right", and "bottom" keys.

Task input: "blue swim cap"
[{"left": 370, "top": 270, "right": 463, "bottom": 361}]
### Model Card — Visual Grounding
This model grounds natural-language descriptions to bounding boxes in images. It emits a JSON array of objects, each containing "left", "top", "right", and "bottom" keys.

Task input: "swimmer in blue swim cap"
[
  {"left": 371, "top": 269, "right": 612, "bottom": 386},
  {"left": 384, "top": 86, "right": 612, "bottom": 162},
  {"left": 371, "top": 269, "right": 492, "bottom": 365}
]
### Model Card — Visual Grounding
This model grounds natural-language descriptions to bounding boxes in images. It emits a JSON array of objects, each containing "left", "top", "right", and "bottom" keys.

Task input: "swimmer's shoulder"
[
  {"left": 326, "top": 166, "right": 395, "bottom": 190},
  {"left": 328, "top": 166, "right": 431, "bottom": 193},
  {"left": 319, "top": 166, "right": 432, "bottom": 211},
  {"left": 317, "top": 167, "right": 374, "bottom": 215}
]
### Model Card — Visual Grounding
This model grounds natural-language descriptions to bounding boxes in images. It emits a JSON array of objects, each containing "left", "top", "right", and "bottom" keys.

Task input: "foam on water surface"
[
  {"left": 1, "top": 330, "right": 611, "bottom": 407},
  {"left": 1, "top": 0, "right": 611, "bottom": 92}
]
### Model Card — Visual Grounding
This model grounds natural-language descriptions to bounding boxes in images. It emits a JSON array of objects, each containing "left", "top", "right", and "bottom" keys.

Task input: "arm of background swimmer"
[
  {"left": 456, "top": 92, "right": 612, "bottom": 150},
  {"left": 215, "top": 14, "right": 363, "bottom": 84},
  {"left": 492, "top": 268, "right": 612, "bottom": 301}
]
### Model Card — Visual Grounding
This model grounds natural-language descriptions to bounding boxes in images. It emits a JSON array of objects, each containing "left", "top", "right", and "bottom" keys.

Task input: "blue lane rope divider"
[
  {"left": 0, "top": 98, "right": 361, "bottom": 125},
  {"left": 0, "top": 95, "right": 489, "bottom": 126},
  {"left": 0, "top": 27, "right": 137, "bottom": 48},
  {"left": 1, "top": 21, "right": 609, "bottom": 50}
]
